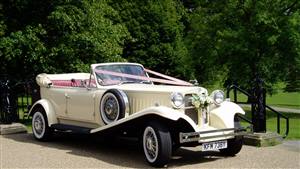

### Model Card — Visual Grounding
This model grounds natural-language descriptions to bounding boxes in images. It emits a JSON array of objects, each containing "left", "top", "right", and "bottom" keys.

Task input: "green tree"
[
  {"left": 0, "top": 0, "right": 129, "bottom": 79},
  {"left": 186, "top": 0, "right": 300, "bottom": 92},
  {"left": 283, "top": 10, "right": 300, "bottom": 92},
  {"left": 111, "top": 0, "right": 189, "bottom": 78},
  {"left": 0, "top": 25, "right": 46, "bottom": 79},
  {"left": 0, "top": 3, "right": 5, "bottom": 37},
  {"left": 46, "top": 0, "right": 129, "bottom": 72}
]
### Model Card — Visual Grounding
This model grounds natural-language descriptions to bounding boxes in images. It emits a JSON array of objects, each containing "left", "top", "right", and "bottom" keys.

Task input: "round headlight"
[
  {"left": 171, "top": 92, "right": 184, "bottom": 108},
  {"left": 211, "top": 90, "right": 225, "bottom": 105}
]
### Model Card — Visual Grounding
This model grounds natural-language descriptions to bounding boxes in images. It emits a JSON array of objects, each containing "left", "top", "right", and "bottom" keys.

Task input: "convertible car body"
[{"left": 29, "top": 62, "right": 246, "bottom": 167}]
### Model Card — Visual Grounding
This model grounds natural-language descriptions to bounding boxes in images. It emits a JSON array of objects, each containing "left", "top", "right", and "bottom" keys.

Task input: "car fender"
[
  {"left": 28, "top": 99, "right": 58, "bottom": 126},
  {"left": 91, "top": 106, "right": 199, "bottom": 133},
  {"left": 209, "top": 101, "right": 245, "bottom": 129}
]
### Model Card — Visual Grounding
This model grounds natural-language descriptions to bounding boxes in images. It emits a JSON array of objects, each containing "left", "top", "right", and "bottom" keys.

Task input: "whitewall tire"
[
  {"left": 100, "top": 89, "right": 128, "bottom": 124},
  {"left": 32, "top": 108, "right": 52, "bottom": 141}
]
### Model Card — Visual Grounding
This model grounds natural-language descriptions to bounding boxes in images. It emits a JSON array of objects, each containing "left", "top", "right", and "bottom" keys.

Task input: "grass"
[
  {"left": 225, "top": 90, "right": 300, "bottom": 109},
  {"left": 266, "top": 92, "right": 300, "bottom": 109},
  {"left": 24, "top": 120, "right": 32, "bottom": 133},
  {"left": 240, "top": 109, "right": 300, "bottom": 140},
  {"left": 207, "top": 82, "right": 300, "bottom": 109}
]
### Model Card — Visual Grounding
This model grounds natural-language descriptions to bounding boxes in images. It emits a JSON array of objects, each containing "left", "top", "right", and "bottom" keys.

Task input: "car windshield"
[{"left": 94, "top": 64, "right": 148, "bottom": 85}]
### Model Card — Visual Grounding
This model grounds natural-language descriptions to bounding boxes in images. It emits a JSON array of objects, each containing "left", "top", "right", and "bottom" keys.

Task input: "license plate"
[{"left": 202, "top": 140, "right": 227, "bottom": 151}]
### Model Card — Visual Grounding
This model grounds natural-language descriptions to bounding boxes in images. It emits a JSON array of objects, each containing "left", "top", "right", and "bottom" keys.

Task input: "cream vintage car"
[{"left": 29, "top": 62, "right": 246, "bottom": 167}]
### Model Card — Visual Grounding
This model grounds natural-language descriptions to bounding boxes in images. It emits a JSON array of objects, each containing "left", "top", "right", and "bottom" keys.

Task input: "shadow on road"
[{"left": 3, "top": 132, "right": 227, "bottom": 168}]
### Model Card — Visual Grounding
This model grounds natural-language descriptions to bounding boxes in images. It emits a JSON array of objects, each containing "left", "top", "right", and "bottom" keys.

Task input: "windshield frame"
[{"left": 92, "top": 63, "right": 150, "bottom": 86}]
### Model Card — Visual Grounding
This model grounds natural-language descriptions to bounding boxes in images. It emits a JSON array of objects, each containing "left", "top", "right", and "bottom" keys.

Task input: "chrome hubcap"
[
  {"left": 32, "top": 112, "right": 45, "bottom": 138},
  {"left": 104, "top": 97, "right": 118, "bottom": 120},
  {"left": 100, "top": 93, "right": 120, "bottom": 124},
  {"left": 34, "top": 115, "right": 44, "bottom": 135},
  {"left": 34, "top": 117, "right": 43, "bottom": 132}
]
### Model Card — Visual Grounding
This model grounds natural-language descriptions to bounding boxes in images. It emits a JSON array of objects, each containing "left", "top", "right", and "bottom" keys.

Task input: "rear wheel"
[
  {"left": 142, "top": 122, "right": 172, "bottom": 167},
  {"left": 32, "top": 108, "right": 53, "bottom": 141}
]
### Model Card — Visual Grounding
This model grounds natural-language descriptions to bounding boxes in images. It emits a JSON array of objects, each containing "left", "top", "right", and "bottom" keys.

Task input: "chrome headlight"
[
  {"left": 171, "top": 92, "right": 184, "bottom": 108},
  {"left": 211, "top": 90, "right": 225, "bottom": 105}
]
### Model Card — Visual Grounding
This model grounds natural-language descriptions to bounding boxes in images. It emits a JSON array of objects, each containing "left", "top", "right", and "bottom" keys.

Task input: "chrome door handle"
[{"left": 65, "top": 94, "right": 70, "bottom": 99}]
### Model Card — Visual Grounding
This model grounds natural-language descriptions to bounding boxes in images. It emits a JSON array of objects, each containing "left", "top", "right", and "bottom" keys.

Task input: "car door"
[
  {"left": 48, "top": 87, "right": 68, "bottom": 118},
  {"left": 66, "top": 87, "right": 96, "bottom": 122}
]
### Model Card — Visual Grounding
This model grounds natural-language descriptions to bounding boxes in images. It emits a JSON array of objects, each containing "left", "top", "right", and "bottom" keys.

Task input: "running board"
[{"left": 51, "top": 124, "right": 92, "bottom": 134}]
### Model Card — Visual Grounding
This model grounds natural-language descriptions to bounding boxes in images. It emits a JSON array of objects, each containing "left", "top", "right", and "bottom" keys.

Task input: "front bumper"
[{"left": 179, "top": 127, "right": 246, "bottom": 143}]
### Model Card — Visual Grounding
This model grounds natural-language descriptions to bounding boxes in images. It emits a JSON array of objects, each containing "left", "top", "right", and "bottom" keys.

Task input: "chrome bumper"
[{"left": 179, "top": 127, "right": 246, "bottom": 143}]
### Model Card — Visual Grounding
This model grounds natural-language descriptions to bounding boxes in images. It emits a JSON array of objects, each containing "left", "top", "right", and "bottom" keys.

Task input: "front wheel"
[
  {"left": 32, "top": 108, "right": 53, "bottom": 141},
  {"left": 220, "top": 136, "right": 243, "bottom": 156},
  {"left": 142, "top": 122, "right": 172, "bottom": 167}
]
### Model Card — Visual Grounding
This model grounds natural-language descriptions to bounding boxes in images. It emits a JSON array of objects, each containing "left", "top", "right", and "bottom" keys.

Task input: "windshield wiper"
[
  {"left": 140, "top": 80, "right": 152, "bottom": 84},
  {"left": 120, "top": 80, "right": 153, "bottom": 85}
]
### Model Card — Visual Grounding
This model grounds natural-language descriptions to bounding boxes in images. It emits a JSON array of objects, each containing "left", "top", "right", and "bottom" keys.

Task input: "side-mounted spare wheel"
[
  {"left": 32, "top": 107, "right": 53, "bottom": 141},
  {"left": 100, "top": 89, "right": 129, "bottom": 124},
  {"left": 142, "top": 121, "right": 172, "bottom": 167}
]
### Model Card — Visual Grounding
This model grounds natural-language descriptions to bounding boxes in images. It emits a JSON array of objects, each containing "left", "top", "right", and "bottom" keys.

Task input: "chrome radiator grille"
[{"left": 184, "top": 94, "right": 198, "bottom": 125}]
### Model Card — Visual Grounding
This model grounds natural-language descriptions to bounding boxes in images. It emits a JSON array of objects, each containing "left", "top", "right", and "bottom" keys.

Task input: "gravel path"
[{"left": 1, "top": 133, "right": 299, "bottom": 168}]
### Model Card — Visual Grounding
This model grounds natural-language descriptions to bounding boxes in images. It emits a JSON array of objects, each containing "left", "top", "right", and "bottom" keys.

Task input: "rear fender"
[{"left": 28, "top": 99, "right": 58, "bottom": 126}]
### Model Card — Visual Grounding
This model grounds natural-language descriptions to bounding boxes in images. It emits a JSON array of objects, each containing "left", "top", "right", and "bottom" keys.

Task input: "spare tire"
[{"left": 100, "top": 89, "right": 129, "bottom": 124}]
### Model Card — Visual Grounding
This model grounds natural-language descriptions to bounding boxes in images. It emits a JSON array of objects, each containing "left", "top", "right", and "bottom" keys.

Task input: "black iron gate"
[{"left": 0, "top": 76, "right": 40, "bottom": 124}]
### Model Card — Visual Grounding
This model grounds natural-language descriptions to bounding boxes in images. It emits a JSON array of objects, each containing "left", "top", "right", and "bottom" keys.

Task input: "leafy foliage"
[
  {"left": 0, "top": 0, "right": 299, "bottom": 92},
  {"left": 110, "top": 0, "right": 188, "bottom": 78},
  {"left": 0, "top": 0, "right": 129, "bottom": 78},
  {"left": 45, "top": 0, "right": 129, "bottom": 72},
  {"left": 186, "top": 0, "right": 300, "bottom": 92}
]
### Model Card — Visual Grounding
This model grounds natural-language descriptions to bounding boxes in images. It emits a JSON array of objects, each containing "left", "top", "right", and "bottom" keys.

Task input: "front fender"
[
  {"left": 91, "top": 106, "right": 198, "bottom": 133},
  {"left": 210, "top": 101, "right": 245, "bottom": 129},
  {"left": 28, "top": 99, "right": 58, "bottom": 126},
  {"left": 137, "top": 106, "right": 199, "bottom": 130}
]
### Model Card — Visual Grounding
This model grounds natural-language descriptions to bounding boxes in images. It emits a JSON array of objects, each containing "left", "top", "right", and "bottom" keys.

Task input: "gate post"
[
  {"left": 0, "top": 79, "right": 18, "bottom": 124},
  {"left": 251, "top": 77, "right": 266, "bottom": 132}
]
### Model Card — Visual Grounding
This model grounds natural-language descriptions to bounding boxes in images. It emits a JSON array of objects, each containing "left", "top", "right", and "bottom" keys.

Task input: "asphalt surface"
[{"left": 1, "top": 133, "right": 299, "bottom": 169}]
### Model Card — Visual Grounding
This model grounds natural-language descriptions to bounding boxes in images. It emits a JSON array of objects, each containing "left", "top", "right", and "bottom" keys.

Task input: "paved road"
[{"left": 1, "top": 133, "right": 299, "bottom": 168}]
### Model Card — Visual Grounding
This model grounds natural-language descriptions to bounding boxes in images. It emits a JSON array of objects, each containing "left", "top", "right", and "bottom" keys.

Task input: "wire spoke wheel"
[
  {"left": 32, "top": 111, "right": 46, "bottom": 139},
  {"left": 142, "top": 122, "right": 172, "bottom": 167},
  {"left": 143, "top": 127, "right": 159, "bottom": 162},
  {"left": 100, "top": 89, "right": 128, "bottom": 125},
  {"left": 31, "top": 108, "right": 53, "bottom": 141},
  {"left": 100, "top": 93, "right": 120, "bottom": 124}
]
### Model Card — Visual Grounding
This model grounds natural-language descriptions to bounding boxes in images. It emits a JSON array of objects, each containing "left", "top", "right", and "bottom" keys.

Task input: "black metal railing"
[
  {"left": 226, "top": 85, "right": 254, "bottom": 129},
  {"left": 227, "top": 84, "right": 289, "bottom": 138},
  {"left": 14, "top": 80, "right": 40, "bottom": 121},
  {"left": 266, "top": 105, "right": 289, "bottom": 138},
  {"left": 0, "top": 77, "right": 39, "bottom": 124}
]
